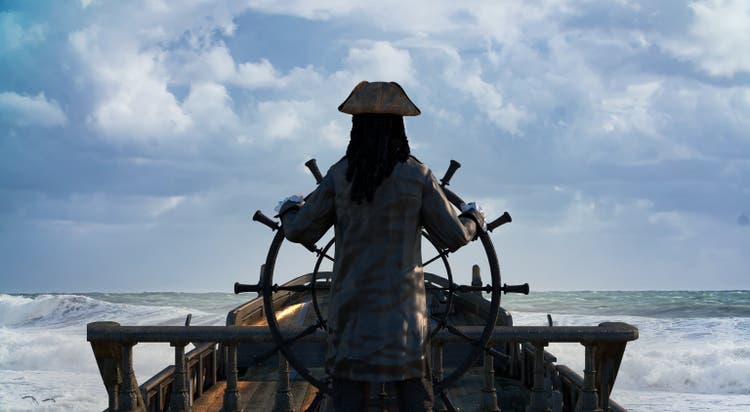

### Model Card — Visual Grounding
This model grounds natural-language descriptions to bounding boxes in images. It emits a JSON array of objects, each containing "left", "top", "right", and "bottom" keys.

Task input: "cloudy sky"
[{"left": 1, "top": 0, "right": 749, "bottom": 292}]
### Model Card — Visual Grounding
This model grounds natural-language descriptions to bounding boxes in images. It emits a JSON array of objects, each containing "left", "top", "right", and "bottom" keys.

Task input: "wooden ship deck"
[{"left": 88, "top": 271, "right": 638, "bottom": 411}]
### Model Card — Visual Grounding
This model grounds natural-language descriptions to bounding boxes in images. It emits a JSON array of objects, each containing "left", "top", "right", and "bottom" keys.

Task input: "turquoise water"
[{"left": 500, "top": 290, "right": 750, "bottom": 318}]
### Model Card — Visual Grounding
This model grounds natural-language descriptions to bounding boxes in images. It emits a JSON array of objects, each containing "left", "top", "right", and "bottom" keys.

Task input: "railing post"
[
  {"left": 210, "top": 344, "right": 218, "bottom": 387},
  {"left": 432, "top": 343, "right": 447, "bottom": 412},
  {"left": 526, "top": 342, "right": 550, "bottom": 412},
  {"left": 273, "top": 353, "right": 294, "bottom": 412},
  {"left": 481, "top": 350, "right": 501, "bottom": 411},
  {"left": 222, "top": 344, "right": 242, "bottom": 412},
  {"left": 169, "top": 342, "right": 192, "bottom": 411},
  {"left": 580, "top": 344, "right": 602, "bottom": 412},
  {"left": 378, "top": 382, "right": 389, "bottom": 412},
  {"left": 197, "top": 352, "right": 204, "bottom": 398},
  {"left": 548, "top": 365, "right": 563, "bottom": 412},
  {"left": 158, "top": 383, "right": 166, "bottom": 411},
  {"left": 521, "top": 344, "right": 529, "bottom": 387},
  {"left": 118, "top": 342, "right": 145, "bottom": 412},
  {"left": 472, "top": 264, "right": 483, "bottom": 296}
]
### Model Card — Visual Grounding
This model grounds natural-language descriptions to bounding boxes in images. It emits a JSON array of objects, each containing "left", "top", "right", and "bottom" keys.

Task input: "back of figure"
[{"left": 277, "top": 81, "right": 485, "bottom": 411}]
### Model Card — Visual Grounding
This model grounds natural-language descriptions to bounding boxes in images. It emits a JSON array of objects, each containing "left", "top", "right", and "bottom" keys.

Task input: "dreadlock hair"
[{"left": 345, "top": 113, "right": 411, "bottom": 203}]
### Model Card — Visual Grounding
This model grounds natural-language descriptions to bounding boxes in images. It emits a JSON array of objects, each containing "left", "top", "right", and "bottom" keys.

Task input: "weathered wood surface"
[
  {"left": 190, "top": 366, "right": 529, "bottom": 412},
  {"left": 88, "top": 323, "right": 637, "bottom": 345},
  {"left": 192, "top": 378, "right": 318, "bottom": 412}
]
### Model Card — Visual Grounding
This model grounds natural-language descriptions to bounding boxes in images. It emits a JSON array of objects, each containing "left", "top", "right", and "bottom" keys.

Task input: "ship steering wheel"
[{"left": 236, "top": 159, "right": 523, "bottom": 409}]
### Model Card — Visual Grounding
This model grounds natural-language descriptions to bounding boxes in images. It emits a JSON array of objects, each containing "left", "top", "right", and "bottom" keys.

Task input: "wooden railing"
[
  {"left": 516, "top": 336, "right": 630, "bottom": 412},
  {"left": 88, "top": 322, "right": 637, "bottom": 412},
  {"left": 138, "top": 342, "right": 219, "bottom": 411}
]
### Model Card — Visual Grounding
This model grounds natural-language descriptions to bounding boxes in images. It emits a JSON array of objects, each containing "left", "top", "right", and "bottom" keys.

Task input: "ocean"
[{"left": 1, "top": 291, "right": 749, "bottom": 411}]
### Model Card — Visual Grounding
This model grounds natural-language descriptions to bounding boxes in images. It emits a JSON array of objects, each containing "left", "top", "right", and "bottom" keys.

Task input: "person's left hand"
[
  {"left": 460, "top": 202, "right": 487, "bottom": 231},
  {"left": 274, "top": 194, "right": 305, "bottom": 216}
]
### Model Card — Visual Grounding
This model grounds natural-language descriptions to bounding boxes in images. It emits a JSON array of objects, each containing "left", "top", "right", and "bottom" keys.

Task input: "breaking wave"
[
  {"left": 0, "top": 293, "right": 224, "bottom": 410},
  {"left": 1, "top": 291, "right": 749, "bottom": 410},
  {"left": 0, "top": 293, "right": 205, "bottom": 328},
  {"left": 513, "top": 311, "right": 750, "bottom": 396}
]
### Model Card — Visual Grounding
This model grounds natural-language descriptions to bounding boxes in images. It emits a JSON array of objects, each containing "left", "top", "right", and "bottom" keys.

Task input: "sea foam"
[
  {"left": 0, "top": 293, "right": 197, "bottom": 328},
  {"left": 0, "top": 293, "right": 212, "bottom": 410},
  {"left": 512, "top": 310, "right": 750, "bottom": 396},
  {"left": 1, "top": 291, "right": 749, "bottom": 411}
]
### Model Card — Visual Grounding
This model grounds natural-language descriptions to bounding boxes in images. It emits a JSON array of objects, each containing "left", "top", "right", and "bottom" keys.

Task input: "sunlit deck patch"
[{"left": 250, "top": 302, "right": 307, "bottom": 326}]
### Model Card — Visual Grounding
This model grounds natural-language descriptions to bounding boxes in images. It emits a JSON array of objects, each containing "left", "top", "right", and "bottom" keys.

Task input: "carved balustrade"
[{"left": 88, "top": 322, "right": 637, "bottom": 412}]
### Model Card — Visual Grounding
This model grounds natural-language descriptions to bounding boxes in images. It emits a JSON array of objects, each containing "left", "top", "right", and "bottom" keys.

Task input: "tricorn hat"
[{"left": 338, "top": 81, "right": 421, "bottom": 116}]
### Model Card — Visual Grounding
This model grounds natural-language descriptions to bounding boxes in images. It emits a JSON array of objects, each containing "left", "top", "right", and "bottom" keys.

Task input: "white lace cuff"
[{"left": 274, "top": 194, "right": 305, "bottom": 213}]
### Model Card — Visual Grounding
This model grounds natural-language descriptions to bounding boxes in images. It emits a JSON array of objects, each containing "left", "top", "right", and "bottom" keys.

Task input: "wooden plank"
[
  {"left": 192, "top": 379, "right": 320, "bottom": 411},
  {"left": 244, "top": 381, "right": 278, "bottom": 411},
  {"left": 192, "top": 381, "right": 256, "bottom": 412},
  {"left": 291, "top": 381, "right": 317, "bottom": 411}
]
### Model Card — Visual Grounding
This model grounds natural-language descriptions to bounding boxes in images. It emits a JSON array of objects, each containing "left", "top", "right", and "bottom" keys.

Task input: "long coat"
[{"left": 280, "top": 156, "right": 479, "bottom": 381}]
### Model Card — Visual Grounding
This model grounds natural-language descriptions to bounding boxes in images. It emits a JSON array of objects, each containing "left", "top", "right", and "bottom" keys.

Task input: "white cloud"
[
  {"left": 530, "top": 191, "right": 705, "bottom": 245},
  {"left": 7, "top": 0, "right": 750, "bottom": 292},
  {"left": 662, "top": 0, "right": 750, "bottom": 77},
  {"left": 171, "top": 43, "right": 303, "bottom": 89},
  {"left": 432, "top": 107, "right": 463, "bottom": 127},
  {"left": 70, "top": 26, "right": 191, "bottom": 140},
  {"left": 175, "top": 44, "right": 238, "bottom": 84},
  {"left": 182, "top": 82, "right": 240, "bottom": 135},
  {"left": 342, "top": 41, "right": 417, "bottom": 86},
  {"left": 600, "top": 81, "right": 662, "bottom": 137},
  {"left": 0, "top": 91, "right": 67, "bottom": 127},
  {"left": 58, "top": 2, "right": 568, "bottom": 146},
  {"left": 464, "top": 72, "right": 527, "bottom": 135},
  {"left": 245, "top": 1, "right": 566, "bottom": 42},
  {"left": 648, "top": 211, "right": 692, "bottom": 239},
  {"left": 470, "top": 2, "right": 561, "bottom": 45},
  {"left": 236, "top": 59, "right": 283, "bottom": 87},
  {"left": 246, "top": 0, "right": 358, "bottom": 20},
  {"left": 24, "top": 192, "right": 190, "bottom": 225},
  {"left": 150, "top": 195, "right": 186, "bottom": 218},
  {"left": 604, "top": 80, "right": 750, "bottom": 162},
  {"left": 540, "top": 190, "right": 697, "bottom": 242},
  {"left": 319, "top": 119, "right": 348, "bottom": 149},
  {"left": 63, "top": 1, "right": 259, "bottom": 141},
  {"left": 543, "top": 191, "right": 657, "bottom": 236},
  {"left": 0, "top": 12, "right": 47, "bottom": 53},
  {"left": 256, "top": 100, "right": 308, "bottom": 139}
]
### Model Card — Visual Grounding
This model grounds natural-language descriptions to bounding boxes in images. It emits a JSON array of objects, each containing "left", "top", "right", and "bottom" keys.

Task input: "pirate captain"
[{"left": 275, "top": 81, "right": 485, "bottom": 411}]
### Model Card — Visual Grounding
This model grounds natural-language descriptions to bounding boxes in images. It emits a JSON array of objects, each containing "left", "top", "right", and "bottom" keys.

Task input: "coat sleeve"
[
  {"left": 420, "top": 170, "right": 480, "bottom": 252},
  {"left": 279, "top": 172, "right": 336, "bottom": 246}
]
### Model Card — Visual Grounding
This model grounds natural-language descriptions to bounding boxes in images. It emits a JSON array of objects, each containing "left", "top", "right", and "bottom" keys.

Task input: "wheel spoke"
[
  {"left": 310, "top": 237, "right": 335, "bottom": 335},
  {"left": 425, "top": 285, "right": 452, "bottom": 291},
  {"left": 426, "top": 284, "right": 492, "bottom": 293},
  {"left": 274, "top": 283, "right": 330, "bottom": 292},
  {"left": 304, "top": 390, "right": 325, "bottom": 412},
  {"left": 427, "top": 321, "right": 446, "bottom": 341},
  {"left": 305, "top": 243, "right": 335, "bottom": 262},
  {"left": 422, "top": 254, "right": 443, "bottom": 267},
  {"left": 273, "top": 284, "right": 311, "bottom": 292},
  {"left": 439, "top": 391, "right": 460, "bottom": 412},
  {"left": 286, "top": 322, "right": 324, "bottom": 345},
  {"left": 445, "top": 323, "right": 477, "bottom": 345},
  {"left": 311, "top": 249, "right": 334, "bottom": 262},
  {"left": 443, "top": 324, "right": 509, "bottom": 364}
]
